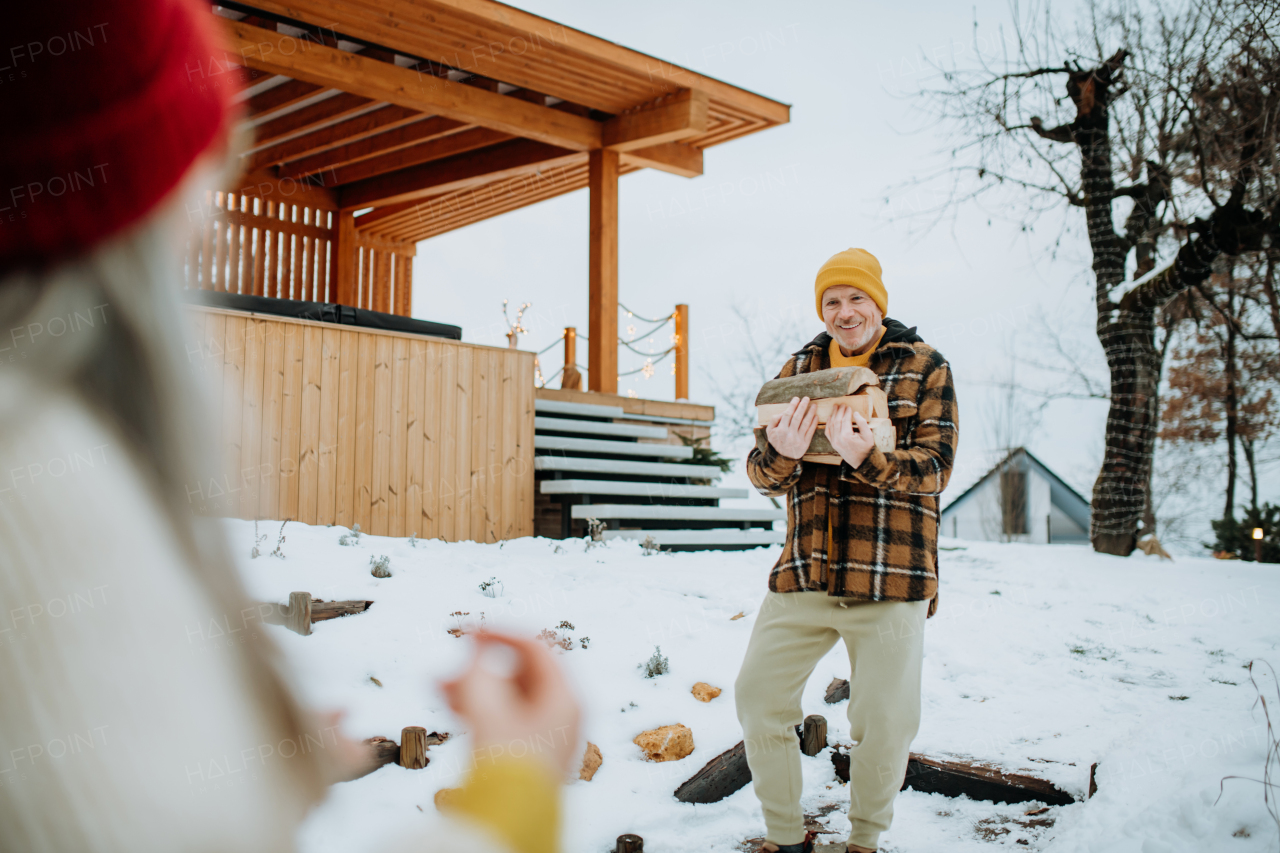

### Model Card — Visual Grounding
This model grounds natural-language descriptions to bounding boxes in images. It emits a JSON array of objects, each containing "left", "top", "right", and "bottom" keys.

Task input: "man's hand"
[
  {"left": 826, "top": 407, "right": 877, "bottom": 469},
  {"left": 765, "top": 396, "right": 818, "bottom": 460}
]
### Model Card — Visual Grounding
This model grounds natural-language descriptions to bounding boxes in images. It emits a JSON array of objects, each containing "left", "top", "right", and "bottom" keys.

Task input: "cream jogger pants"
[{"left": 734, "top": 592, "right": 928, "bottom": 850}]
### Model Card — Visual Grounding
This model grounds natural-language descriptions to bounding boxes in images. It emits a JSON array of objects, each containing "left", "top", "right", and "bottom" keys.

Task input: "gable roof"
[{"left": 941, "top": 447, "right": 1091, "bottom": 531}]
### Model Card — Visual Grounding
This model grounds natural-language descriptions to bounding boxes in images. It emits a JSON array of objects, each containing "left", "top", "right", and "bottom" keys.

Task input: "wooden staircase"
[{"left": 532, "top": 397, "right": 784, "bottom": 550}]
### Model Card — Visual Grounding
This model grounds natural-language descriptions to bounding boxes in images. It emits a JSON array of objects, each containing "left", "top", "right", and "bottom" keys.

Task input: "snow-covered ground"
[{"left": 224, "top": 520, "right": 1280, "bottom": 852}]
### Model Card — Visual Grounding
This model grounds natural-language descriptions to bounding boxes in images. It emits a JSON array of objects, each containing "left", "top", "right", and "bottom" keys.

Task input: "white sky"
[{"left": 409, "top": 0, "right": 1119, "bottom": 497}]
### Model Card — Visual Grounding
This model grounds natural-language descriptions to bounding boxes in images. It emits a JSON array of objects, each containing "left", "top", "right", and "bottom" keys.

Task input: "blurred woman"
[{"left": 0, "top": 3, "right": 576, "bottom": 851}]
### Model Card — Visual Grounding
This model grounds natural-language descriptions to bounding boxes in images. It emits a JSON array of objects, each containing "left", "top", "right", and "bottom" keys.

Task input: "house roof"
[
  {"left": 213, "top": 1, "right": 790, "bottom": 245},
  {"left": 941, "top": 446, "right": 1091, "bottom": 531}
]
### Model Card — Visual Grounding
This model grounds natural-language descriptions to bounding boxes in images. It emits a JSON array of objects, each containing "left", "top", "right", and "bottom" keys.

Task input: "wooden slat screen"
[
  {"left": 184, "top": 191, "right": 336, "bottom": 301},
  {"left": 185, "top": 306, "right": 535, "bottom": 542},
  {"left": 355, "top": 235, "right": 416, "bottom": 316}
]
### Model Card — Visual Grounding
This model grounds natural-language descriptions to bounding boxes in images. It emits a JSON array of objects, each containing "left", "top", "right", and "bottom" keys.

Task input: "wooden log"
[
  {"left": 824, "top": 677, "right": 850, "bottom": 704},
  {"left": 310, "top": 599, "right": 374, "bottom": 621},
  {"left": 285, "top": 591, "right": 311, "bottom": 636},
  {"left": 901, "top": 753, "right": 1074, "bottom": 806},
  {"left": 674, "top": 740, "right": 751, "bottom": 803},
  {"left": 754, "top": 366, "right": 879, "bottom": 405},
  {"left": 400, "top": 726, "right": 429, "bottom": 770},
  {"left": 801, "top": 715, "right": 827, "bottom": 757},
  {"left": 615, "top": 834, "right": 644, "bottom": 853},
  {"left": 756, "top": 389, "right": 888, "bottom": 426},
  {"left": 753, "top": 419, "right": 896, "bottom": 465}
]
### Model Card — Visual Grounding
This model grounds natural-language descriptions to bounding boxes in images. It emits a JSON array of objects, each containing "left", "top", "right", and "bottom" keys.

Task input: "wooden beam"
[
  {"left": 246, "top": 78, "right": 324, "bottom": 118},
  {"left": 621, "top": 142, "right": 702, "bottom": 178},
  {"left": 244, "top": 105, "right": 423, "bottom": 172},
  {"left": 603, "top": 89, "right": 708, "bottom": 151},
  {"left": 674, "top": 303, "right": 689, "bottom": 400},
  {"left": 233, "top": 170, "right": 338, "bottom": 211},
  {"left": 339, "top": 138, "right": 577, "bottom": 210},
  {"left": 331, "top": 210, "right": 357, "bottom": 306},
  {"left": 329, "top": 127, "right": 511, "bottom": 185},
  {"left": 279, "top": 116, "right": 469, "bottom": 179},
  {"left": 252, "top": 92, "right": 376, "bottom": 147},
  {"left": 588, "top": 148, "right": 618, "bottom": 394},
  {"left": 224, "top": 20, "right": 601, "bottom": 151}
]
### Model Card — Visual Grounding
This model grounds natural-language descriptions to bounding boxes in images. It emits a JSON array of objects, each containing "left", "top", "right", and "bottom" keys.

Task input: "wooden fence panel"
[{"left": 186, "top": 306, "right": 534, "bottom": 541}]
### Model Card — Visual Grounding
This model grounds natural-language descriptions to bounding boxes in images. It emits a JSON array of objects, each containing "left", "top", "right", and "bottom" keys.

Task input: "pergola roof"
[{"left": 214, "top": 0, "right": 790, "bottom": 245}]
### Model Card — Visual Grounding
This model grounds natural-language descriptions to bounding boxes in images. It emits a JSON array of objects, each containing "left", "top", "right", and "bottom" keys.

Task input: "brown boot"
[{"left": 759, "top": 832, "right": 818, "bottom": 853}]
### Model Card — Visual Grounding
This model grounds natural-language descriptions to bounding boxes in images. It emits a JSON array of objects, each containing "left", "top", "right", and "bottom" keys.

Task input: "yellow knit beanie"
[{"left": 814, "top": 248, "right": 887, "bottom": 319}]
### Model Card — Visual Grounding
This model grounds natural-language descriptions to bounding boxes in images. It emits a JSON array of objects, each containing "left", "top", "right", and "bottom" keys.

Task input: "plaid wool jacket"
[{"left": 747, "top": 319, "right": 958, "bottom": 617}]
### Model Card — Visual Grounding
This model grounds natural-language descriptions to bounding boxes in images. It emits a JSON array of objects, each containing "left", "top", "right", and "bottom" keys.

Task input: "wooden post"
[
  {"left": 400, "top": 726, "right": 429, "bottom": 769},
  {"left": 615, "top": 834, "right": 643, "bottom": 853},
  {"left": 801, "top": 714, "right": 827, "bottom": 756},
  {"left": 331, "top": 210, "right": 357, "bottom": 306},
  {"left": 285, "top": 591, "right": 312, "bottom": 636},
  {"left": 674, "top": 303, "right": 689, "bottom": 400},
  {"left": 588, "top": 148, "right": 619, "bottom": 394},
  {"left": 562, "top": 327, "right": 583, "bottom": 390}
]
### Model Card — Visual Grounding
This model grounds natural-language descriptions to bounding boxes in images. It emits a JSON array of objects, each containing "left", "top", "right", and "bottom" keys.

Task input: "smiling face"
[{"left": 821, "top": 285, "right": 884, "bottom": 354}]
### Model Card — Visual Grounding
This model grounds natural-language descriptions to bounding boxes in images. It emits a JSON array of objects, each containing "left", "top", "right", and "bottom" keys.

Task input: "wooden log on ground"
[
  {"left": 400, "top": 726, "right": 430, "bottom": 769},
  {"left": 310, "top": 599, "right": 374, "bottom": 621},
  {"left": 901, "top": 753, "right": 1074, "bottom": 806},
  {"left": 285, "top": 591, "right": 312, "bottom": 635},
  {"left": 801, "top": 715, "right": 828, "bottom": 757},
  {"left": 674, "top": 740, "right": 751, "bottom": 803},
  {"left": 615, "top": 834, "right": 644, "bottom": 853},
  {"left": 824, "top": 677, "right": 850, "bottom": 704}
]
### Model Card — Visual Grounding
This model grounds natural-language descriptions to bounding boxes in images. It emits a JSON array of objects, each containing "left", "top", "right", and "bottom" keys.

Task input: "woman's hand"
[
  {"left": 826, "top": 406, "right": 876, "bottom": 469},
  {"left": 440, "top": 631, "right": 582, "bottom": 775},
  {"left": 765, "top": 396, "right": 819, "bottom": 460}
]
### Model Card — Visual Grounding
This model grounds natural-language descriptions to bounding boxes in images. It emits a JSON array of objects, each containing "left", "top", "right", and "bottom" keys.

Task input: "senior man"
[{"left": 737, "top": 248, "right": 958, "bottom": 853}]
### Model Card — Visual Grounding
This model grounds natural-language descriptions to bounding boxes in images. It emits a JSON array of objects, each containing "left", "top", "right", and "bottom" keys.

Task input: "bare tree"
[
  {"left": 915, "top": 0, "right": 1280, "bottom": 554},
  {"left": 704, "top": 303, "right": 810, "bottom": 443}
]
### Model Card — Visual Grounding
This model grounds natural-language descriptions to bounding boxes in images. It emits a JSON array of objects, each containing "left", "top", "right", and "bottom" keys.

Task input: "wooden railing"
[{"left": 183, "top": 188, "right": 417, "bottom": 316}]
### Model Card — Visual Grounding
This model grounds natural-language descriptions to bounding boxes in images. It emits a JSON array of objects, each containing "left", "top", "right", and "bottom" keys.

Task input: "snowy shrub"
[
  {"left": 339, "top": 524, "right": 361, "bottom": 546},
  {"left": 580, "top": 636, "right": 591, "bottom": 649},
  {"left": 479, "top": 577, "right": 503, "bottom": 597},
  {"left": 557, "top": 620, "right": 574, "bottom": 630},
  {"left": 250, "top": 520, "right": 268, "bottom": 559},
  {"left": 537, "top": 628, "right": 572, "bottom": 651},
  {"left": 370, "top": 555, "right": 391, "bottom": 578},
  {"left": 270, "top": 520, "right": 289, "bottom": 558},
  {"left": 639, "top": 646, "right": 669, "bottom": 678},
  {"left": 408, "top": 532, "right": 418, "bottom": 548},
  {"left": 641, "top": 535, "right": 661, "bottom": 555}
]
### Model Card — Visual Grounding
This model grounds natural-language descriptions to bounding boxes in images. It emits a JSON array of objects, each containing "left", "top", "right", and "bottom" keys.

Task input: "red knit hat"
[{"left": 0, "top": 0, "right": 235, "bottom": 272}]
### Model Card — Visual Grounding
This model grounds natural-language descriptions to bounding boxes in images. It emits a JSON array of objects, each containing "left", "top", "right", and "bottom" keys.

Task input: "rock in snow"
[
  {"left": 579, "top": 742, "right": 603, "bottom": 781},
  {"left": 634, "top": 724, "right": 694, "bottom": 762},
  {"left": 691, "top": 682, "right": 722, "bottom": 702}
]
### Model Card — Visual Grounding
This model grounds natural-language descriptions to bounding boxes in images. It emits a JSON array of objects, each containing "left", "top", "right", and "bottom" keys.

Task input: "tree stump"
[
  {"left": 801, "top": 715, "right": 827, "bottom": 756},
  {"left": 615, "top": 834, "right": 644, "bottom": 853},
  {"left": 285, "top": 591, "right": 312, "bottom": 636},
  {"left": 400, "top": 726, "right": 429, "bottom": 770}
]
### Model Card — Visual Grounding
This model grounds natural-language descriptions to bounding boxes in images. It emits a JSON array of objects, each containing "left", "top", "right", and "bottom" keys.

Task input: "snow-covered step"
[
  {"left": 535, "top": 435, "right": 693, "bottom": 459},
  {"left": 571, "top": 504, "right": 784, "bottom": 522},
  {"left": 540, "top": 479, "right": 748, "bottom": 500},
  {"left": 601, "top": 528, "right": 786, "bottom": 546},
  {"left": 534, "top": 398, "right": 626, "bottom": 419},
  {"left": 614, "top": 412, "right": 715, "bottom": 427},
  {"left": 534, "top": 456, "right": 721, "bottom": 480},
  {"left": 535, "top": 416, "right": 668, "bottom": 440}
]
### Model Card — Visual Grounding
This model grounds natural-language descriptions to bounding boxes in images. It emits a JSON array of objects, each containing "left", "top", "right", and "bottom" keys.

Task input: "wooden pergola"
[{"left": 202, "top": 0, "right": 789, "bottom": 394}]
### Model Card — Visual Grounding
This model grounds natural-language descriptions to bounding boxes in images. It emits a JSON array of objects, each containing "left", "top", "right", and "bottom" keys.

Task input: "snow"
[{"left": 224, "top": 519, "right": 1280, "bottom": 852}]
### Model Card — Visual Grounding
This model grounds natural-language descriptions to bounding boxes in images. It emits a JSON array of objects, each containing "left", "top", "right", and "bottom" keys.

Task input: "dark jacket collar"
[{"left": 792, "top": 317, "right": 922, "bottom": 357}]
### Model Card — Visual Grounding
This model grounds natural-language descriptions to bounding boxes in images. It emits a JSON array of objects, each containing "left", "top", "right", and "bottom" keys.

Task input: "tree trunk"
[
  {"left": 1223, "top": 289, "right": 1238, "bottom": 520},
  {"left": 1242, "top": 436, "right": 1258, "bottom": 513}
]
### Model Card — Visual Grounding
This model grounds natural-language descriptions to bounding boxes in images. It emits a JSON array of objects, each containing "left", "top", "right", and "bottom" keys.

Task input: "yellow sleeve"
[{"left": 440, "top": 756, "right": 561, "bottom": 853}]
